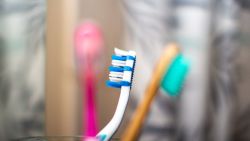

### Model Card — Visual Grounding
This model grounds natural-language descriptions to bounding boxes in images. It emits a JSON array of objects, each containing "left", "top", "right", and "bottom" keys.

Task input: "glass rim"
[{"left": 12, "top": 136, "right": 119, "bottom": 141}]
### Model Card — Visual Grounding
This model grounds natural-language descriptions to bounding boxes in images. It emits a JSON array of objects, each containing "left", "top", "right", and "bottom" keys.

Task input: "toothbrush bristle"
[
  {"left": 161, "top": 54, "right": 189, "bottom": 96},
  {"left": 114, "top": 48, "right": 129, "bottom": 56},
  {"left": 107, "top": 48, "right": 136, "bottom": 88}
]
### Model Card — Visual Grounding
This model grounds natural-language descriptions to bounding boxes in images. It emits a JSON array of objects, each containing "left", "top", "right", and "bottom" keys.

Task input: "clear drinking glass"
[{"left": 13, "top": 136, "right": 119, "bottom": 141}]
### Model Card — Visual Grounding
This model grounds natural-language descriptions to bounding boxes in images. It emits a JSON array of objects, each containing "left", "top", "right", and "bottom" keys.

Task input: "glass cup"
[{"left": 13, "top": 136, "right": 119, "bottom": 141}]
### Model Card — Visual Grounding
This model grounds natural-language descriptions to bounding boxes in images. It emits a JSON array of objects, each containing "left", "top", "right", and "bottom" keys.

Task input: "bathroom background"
[{"left": 0, "top": 0, "right": 250, "bottom": 141}]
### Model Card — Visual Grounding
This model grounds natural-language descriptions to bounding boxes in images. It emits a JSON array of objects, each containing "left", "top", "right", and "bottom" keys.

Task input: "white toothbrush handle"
[
  {"left": 97, "top": 86, "right": 130, "bottom": 141},
  {"left": 97, "top": 51, "right": 135, "bottom": 141}
]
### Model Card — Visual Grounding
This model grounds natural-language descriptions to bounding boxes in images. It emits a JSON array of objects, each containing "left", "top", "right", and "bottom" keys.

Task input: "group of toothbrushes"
[{"left": 74, "top": 22, "right": 189, "bottom": 141}]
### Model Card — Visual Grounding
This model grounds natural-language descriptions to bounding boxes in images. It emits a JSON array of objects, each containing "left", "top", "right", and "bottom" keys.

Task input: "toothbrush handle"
[
  {"left": 84, "top": 68, "right": 98, "bottom": 136},
  {"left": 121, "top": 44, "right": 179, "bottom": 141}
]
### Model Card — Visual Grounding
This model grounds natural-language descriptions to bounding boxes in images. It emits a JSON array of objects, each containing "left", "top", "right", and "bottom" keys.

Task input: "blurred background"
[{"left": 1, "top": 0, "right": 250, "bottom": 141}]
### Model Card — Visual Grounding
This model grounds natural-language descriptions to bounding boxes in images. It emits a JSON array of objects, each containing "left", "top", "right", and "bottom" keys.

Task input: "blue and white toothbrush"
[{"left": 96, "top": 48, "right": 136, "bottom": 141}]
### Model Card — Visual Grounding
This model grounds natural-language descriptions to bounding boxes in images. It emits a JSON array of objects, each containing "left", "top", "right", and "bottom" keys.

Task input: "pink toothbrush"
[{"left": 74, "top": 22, "right": 104, "bottom": 137}]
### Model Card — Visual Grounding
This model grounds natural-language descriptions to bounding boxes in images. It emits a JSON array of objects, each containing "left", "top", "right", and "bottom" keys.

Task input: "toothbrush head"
[
  {"left": 107, "top": 48, "right": 136, "bottom": 88},
  {"left": 74, "top": 21, "right": 104, "bottom": 62},
  {"left": 161, "top": 54, "right": 189, "bottom": 97}
]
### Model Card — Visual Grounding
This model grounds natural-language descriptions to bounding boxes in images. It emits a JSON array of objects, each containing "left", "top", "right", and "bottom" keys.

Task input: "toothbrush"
[
  {"left": 121, "top": 43, "right": 189, "bottom": 141},
  {"left": 74, "top": 22, "right": 104, "bottom": 137},
  {"left": 96, "top": 48, "right": 136, "bottom": 141}
]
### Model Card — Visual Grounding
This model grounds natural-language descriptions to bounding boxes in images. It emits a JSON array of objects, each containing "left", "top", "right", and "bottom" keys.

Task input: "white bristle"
[
  {"left": 115, "top": 48, "right": 129, "bottom": 56},
  {"left": 109, "top": 71, "right": 124, "bottom": 82},
  {"left": 109, "top": 72, "right": 124, "bottom": 78},
  {"left": 112, "top": 60, "right": 126, "bottom": 66},
  {"left": 109, "top": 77, "right": 123, "bottom": 82}
]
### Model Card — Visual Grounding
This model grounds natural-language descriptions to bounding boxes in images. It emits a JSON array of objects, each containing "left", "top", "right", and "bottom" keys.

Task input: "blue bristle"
[
  {"left": 109, "top": 66, "right": 124, "bottom": 72},
  {"left": 106, "top": 81, "right": 122, "bottom": 88},
  {"left": 123, "top": 66, "right": 133, "bottom": 71},
  {"left": 127, "top": 55, "right": 136, "bottom": 60},
  {"left": 106, "top": 80, "right": 131, "bottom": 88},
  {"left": 120, "top": 81, "right": 131, "bottom": 86},
  {"left": 112, "top": 55, "right": 126, "bottom": 61}
]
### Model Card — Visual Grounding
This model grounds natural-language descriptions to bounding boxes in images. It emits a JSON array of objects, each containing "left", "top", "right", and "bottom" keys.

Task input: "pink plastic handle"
[
  {"left": 83, "top": 68, "right": 98, "bottom": 136},
  {"left": 74, "top": 21, "right": 104, "bottom": 137}
]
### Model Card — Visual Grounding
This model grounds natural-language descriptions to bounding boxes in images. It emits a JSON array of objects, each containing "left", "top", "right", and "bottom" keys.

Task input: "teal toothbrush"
[{"left": 122, "top": 43, "right": 189, "bottom": 141}]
